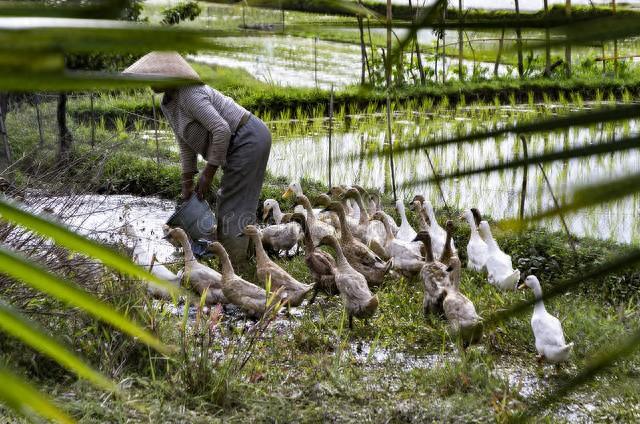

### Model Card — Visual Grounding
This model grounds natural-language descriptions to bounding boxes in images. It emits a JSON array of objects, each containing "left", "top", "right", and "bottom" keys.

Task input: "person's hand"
[{"left": 194, "top": 164, "right": 218, "bottom": 201}]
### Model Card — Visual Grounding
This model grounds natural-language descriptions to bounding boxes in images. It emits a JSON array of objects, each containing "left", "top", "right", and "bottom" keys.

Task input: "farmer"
[{"left": 123, "top": 52, "right": 271, "bottom": 269}]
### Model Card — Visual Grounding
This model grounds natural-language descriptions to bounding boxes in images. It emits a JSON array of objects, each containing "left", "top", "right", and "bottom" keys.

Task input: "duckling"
[
  {"left": 442, "top": 258, "right": 483, "bottom": 347},
  {"left": 395, "top": 200, "right": 418, "bottom": 242},
  {"left": 124, "top": 224, "right": 179, "bottom": 300},
  {"left": 293, "top": 194, "right": 336, "bottom": 246},
  {"left": 478, "top": 221, "right": 520, "bottom": 291},
  {"left": 241, "top": 225, "right": 313, "bottom": 307},
  {"left": 370, "top": 211, "right": 423, "bottom": 278},
  {"left": 460, "top": 208, "right": 488, "bottom": 272},
  {"left": 164, "top": 226, "right": 226, "bottom": 305},
  {"left": 290, "top": 213, "right": 337, "bottom": 300},
  {"left": 422, "top": 200, "right": 453, "bottom": 259},
  {"left": 341, "top": 188, "right": 387, "bottom": 251},
  {"left": 207, "top": 241, "right": 267, "bottom": 318},
  {"left": 413, "top": 231, "right": 448, "bottom": 317},
  {"left": 319, "top": 235, "right": 378, "bottom": 329},
  {"left": 322, "top": 201, "right": 392, "bottom": 287},
  {"left": 519, "top": 275, "right": 573, "bottom": 364}
]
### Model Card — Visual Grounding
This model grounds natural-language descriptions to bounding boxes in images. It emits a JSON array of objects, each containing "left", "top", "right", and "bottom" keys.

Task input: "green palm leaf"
[
  {"left": 0, "top": 246, "right": 168, "bottom": 355},
  {"left": 0, "top": 300, "right": 115, "bottom": 392},
  {"left": 0, "top": 367, "right": 74, "bottom": 424}
]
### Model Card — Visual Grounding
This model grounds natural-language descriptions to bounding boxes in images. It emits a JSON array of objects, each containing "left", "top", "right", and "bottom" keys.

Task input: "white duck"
[
  {"left": 520, "top": 275, "right": 573, "bottom": 364},
  {"left": 124, "top": 225, "right": 179, "bottom": 300},
  {"left": 261, "top": 199, "right": 304, "bottom": 256},
  {"left": 423, "top": 200, "right": 452, "bottom": 259},
  {"left": 460, "top": 209, "right": 488, "bottom": 272},
  {"left": 371, "top": 211, "right": 423, "bottom": 277},
  {"left": 395, "top": 200, "right": 417, "bottom": 242},
  {"left": 478, "top": 221, "right": 520, "bottom": 291},
  {"left": 164, "top": 226, "right": 227, "bottom": 305}
]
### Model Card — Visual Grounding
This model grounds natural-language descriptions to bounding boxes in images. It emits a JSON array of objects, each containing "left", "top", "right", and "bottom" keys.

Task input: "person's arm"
[
  {"left": 177, "top": 138, "right": 198, "bottom": 201},
  {"left": 194, "top": 163, "right": 218, "bottom": 201}
]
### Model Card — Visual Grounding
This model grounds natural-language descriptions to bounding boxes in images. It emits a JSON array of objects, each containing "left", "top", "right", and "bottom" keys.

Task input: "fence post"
[
  {"left": 514, "top": 0, "right": 524, "bottom": 78},
  {"left": 314, "top": 37, "right": 318, "bottom": 90},
  {"left": 90, "top": 93, "right": 95, "bottom": 148},
  {"left": 151, "top": 93, "right": 160, "bottom": 166},
  {"left": 564, "top": 0, "right": 572, "bottom": 77},
  {"left": 386, "top": 0, "right": 397, "bottom": 201},
  {"left": 543, "top": 0, "right": 551, "bottom": 75},
  {"left": 328, "top": 84, "right": 333, "bottom": 188},
  {"left": 612, "top": 0, "right": 618, "bottom": 77},
  {"left": 519, "top": 135, "right": 528, "bottom": 220},
  {"left": 458, "top": 0, "right": 463, "bottom": 81},
  {"left": 0, "top": 98, "right": 11, "bottom": 163},
  {"left": 34, "top": 94, "right": 44, "bottom": 147},
  {"left": 494, "top": 28, "right": 505, "bottom": 77}
]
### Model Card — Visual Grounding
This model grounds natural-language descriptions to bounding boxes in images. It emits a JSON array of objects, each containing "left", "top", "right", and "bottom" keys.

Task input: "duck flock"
[{"left": 127, "top": 182, "right": 573, "bottom": 364}]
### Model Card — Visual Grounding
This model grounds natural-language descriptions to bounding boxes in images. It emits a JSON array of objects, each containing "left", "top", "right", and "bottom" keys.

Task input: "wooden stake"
[
  {"left": 519, "top": 135, "right": 528, "bottom": 220},
  {"left": 328, "top": 84, "right": 333, "bottom": 188},
  {"left": 90, "top": 93, "right": 95, "bottom": 148},
  {"left": 35, "top": 94, "right": 44, "bottom": 147},
  {"left": 386, "top": 0, "right": 397, "bottom": 201},
  {"left": 151, "top": 93, "right": 160, "bottom": 166}
]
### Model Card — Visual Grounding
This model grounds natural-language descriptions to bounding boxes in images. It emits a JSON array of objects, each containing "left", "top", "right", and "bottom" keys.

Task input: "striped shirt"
[{"left": 160, "top": 84, "right": 249, "bottom": 173}]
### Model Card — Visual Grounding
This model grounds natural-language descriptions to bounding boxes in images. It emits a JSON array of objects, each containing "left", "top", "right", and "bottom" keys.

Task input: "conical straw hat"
[{"left": 123, "top": 51, "right": 201, "bottom": 82}]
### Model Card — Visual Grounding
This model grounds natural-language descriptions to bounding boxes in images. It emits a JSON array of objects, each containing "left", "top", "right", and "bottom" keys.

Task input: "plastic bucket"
[{"left": 166, "top": 194, "right": 216, "bottom": 243}]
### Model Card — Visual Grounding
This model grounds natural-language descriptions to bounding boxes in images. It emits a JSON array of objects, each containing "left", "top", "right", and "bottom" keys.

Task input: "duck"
[
  {"left": 322, "top": 201, "right": 392, "bottom": 287},
  {"left": 327, "top": 186, "right": 361, "bottom": 236},
  {"left": 460, "top": 208, "right": 488, "bottom": 272},
  {"left": 370, "top": 211, "right": 423, "bottom": 278},
  {"left": 207, "top": 241, "right": 267, "bottom": 318},
  {"left": 410, "top": 198, "right": 430, "bottom": 232},
  {"left": 260, "top": 200, "right": 304, "bottom": 257},
  {"left": 282, "top": 181, "right": 324, "bottom": 219},
  {"left": 442, "top": 257, "right": 483, "bottom": 346},
  {"left": 123, "top": 224, "right": 180, "bottom": 300},
  {"left": 395, "top": 200, "right": 418, "bottom": 242},
  {"left": 411, "top": 194, "right": 431, "bottom": 231},
  {"left": 293, "top": 194, "right": 337, "bottom": 246},
  {"left": 478, "top": 221, "right": 520, "bottom": 291},
  {"left": 413, "top": 231, "right": 448, "bottom": 317},
  {"left": 163, "top": 226, "right": 227, "bottom": 305},
  {"left": 341, "top": 188, "right": 387, "bottom": 250},
  {"left": 314, "top": 193, "right": 342, "bottom": 230},
  {"left": 439, "top": 220, "right": 459, "bottom": 267},
  {"left": 423, "top": 200, "right": 452, "bottom": 259},
  {"left": 319, "top": 235, "right": 378, "bottom": 329},
  {"left": 241, "top": 225, "right": 313, "bottom": 307},
  {"left": 351, "top": 184, "right": 377, "bottom": 217},
  {"left": 263, "top": 198, "right": 285, "bottom": 224},
  {"left": 290, "top": 213, "right": 338, "bottom": 301},
  {"left": 519, "top": 275, "right": 573, "bottom": 363}
]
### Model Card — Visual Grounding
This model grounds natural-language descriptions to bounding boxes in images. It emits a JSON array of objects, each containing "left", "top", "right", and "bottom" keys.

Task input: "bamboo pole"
[
  {"left": 612, "top": 0, "right": 618, "bottom": 77},
  {"left": 314, "top": 37, "right": 318, "bottom": 89},
  {"left": 0, "top": 102, "right": 10, "bottom": 163},
  {"left": 442, "top": 4, "right": 447, "bottom": 83},
  {"left": 514, "top": 0, "right": 524, "bottom": 78},
  {"left": 34, "top": 94, "right": 44, "bottom": 147},
  {"left": 458, "top": 0, "right": 463, "bottom": 81},
  {"left": 544, "top": 0, "right": 551, "bottom": 75},
  {"left": 538, "top": 163, "right": 576, "bottom": 255},
  {"left": 494, "top": 28, "right": 505, "bottom": 77},
  {"left": 565, "top": 0, "right": 572, "bottom": 77},
  {"left": 386, "top": 0, "right": 397, "bottom": 201},
  {"left": 519, "top": 135, "right": 528, "bottom": 220},
  {"left": 328, "top": 84, "right": 334, "bottom": 188},
  {"left": 90, "top": 93, "right": 95, "bottom": 148},
  {"left": 151, "top": 93, "right": 160, "bottom": 166}
]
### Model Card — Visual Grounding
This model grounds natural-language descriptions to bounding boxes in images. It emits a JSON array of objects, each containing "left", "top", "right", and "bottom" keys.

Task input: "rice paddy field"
[{"left": 2, "top": 0, "right": 640, "bottom": 423}]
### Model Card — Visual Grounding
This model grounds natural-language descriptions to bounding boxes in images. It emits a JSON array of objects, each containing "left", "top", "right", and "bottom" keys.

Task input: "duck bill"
[
  {"left": 262, "top": 207, "right": 271, "bottom": 221},
  {"left": 517, "top": 283, "right": 527, "bottom": 290},
  {"left": 282, "top": 188, "right": 293, "bottom": 199}
]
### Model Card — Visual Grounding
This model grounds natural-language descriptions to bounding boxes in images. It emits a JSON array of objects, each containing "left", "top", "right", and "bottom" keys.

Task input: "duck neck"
[
  {"left": 483, "top": 229, "right": 499, "bottom": 251},
  {"left": 217, "top": 247, "right": 235, "bottom": 277},
  {"left": 334, "top": 206, "right": 353, "bottom": 242},
  {"left": 465, "top": 214, "right": 478, "bottom": 236},
  {"left": 398, "top": 204, "right": 409, "bottom": 226},
  {"left": 532, "top": 283, "right": 546, "bottom": 314},
  {"left": 299, "top": 196, "right": 316, "bottom": 225},
  {"left": 441, "top": 229, "right": 453, "bottom": 261},
  {"left": 377, "top": 216, "right": 394, "bottom": 245},
  {"left": 426, "top": 206, "right": 438, "bottom": 229},
  {"left": 272, "top": 204, "right": 283, "bottom": 224},
  {"left": 302, "top": 223, "right": 315, "bottom": 252},
  {"left": 175, "top": 232, "right": 196, "bottom": 272},
  {"left": 415, "top": 207, "right": 429, "bottom": 231},
  {"left": 330, "top": 239, "right": 349, "bottom": 267},
  {"left": 423, "top": 237, "right": 434, "bottom": 262},
  {"left": 251, "top": 233, "right": 269, "bottom": 266},
  {"left": 352, "top": 192, "right": 370, "bottom": 224}
]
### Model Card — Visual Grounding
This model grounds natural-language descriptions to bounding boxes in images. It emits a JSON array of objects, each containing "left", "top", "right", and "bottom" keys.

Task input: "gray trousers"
[{"left": 216, "top": 115, "right": 271, "bottom": 271}]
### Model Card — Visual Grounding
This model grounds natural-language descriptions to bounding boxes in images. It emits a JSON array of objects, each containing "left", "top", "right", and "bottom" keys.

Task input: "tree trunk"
[{"left": 57, "top": 93, "right": 72, "bottom": 156}]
